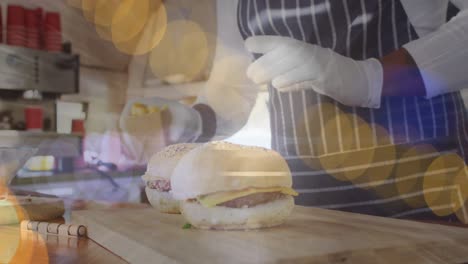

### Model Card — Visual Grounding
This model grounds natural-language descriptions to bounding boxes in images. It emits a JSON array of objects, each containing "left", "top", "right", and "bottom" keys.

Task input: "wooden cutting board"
[{"left": 72, "top": 206, "right": 468, "bottom": 264}]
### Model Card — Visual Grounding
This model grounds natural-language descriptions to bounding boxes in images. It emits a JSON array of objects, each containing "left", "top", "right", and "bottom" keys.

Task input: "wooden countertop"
[
  {"left": 73, "top": 206, "right": 468, "bottom": 264},
  {"left": 0, "top": 225, "right": 126, "bottom": 264},
  {"left": 1, "top": 198, "right": 467, "bottom": 264},
  {"left": 0, "top": 200, "right": 151, "bottom": 264}
]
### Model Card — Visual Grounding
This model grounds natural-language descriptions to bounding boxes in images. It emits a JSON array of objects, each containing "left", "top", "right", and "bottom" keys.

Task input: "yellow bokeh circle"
[
  {"left": 394, "top": 144, "right": 438, "bottom": 209},
  {"left": 424, "top": 153, "right": 465, "bottom": 216},
  {"left": 81, "top": 0, "right": 97, "bottom": 22},
  {"left": 111, "top": 0, "right": 150, "bottom": 44},
  {"left": 150, "top": 20, "right": 209, "bottom": 82},
  {"left": 338, "top": 117, "right": 376, "bottom": 182},
  {"left": 114, "top": 2, "right": 167, "bottom": 55},
  {"left": 352, "top": 125, "right": 395, "bottom": 195},
  {"left": 299, "top": 102, "right": 341, "bottom": 171},
  {"left": 9, "top": 229, "right": 49, "bottom": 263},
  {"left": 0, "top": 223, "right": 20, "bottom": 263},
  {"left": 94, "top": 0, "right": 122, "bottom": 27},
  {"left": 452, "top": 166, "right": 468, "bottom": 218},
  {"left": 318, "top": 111, "right": 354, "bottom": 178},
  {"left": 0, "top": 194, "right": 49, "bottom": 263}
]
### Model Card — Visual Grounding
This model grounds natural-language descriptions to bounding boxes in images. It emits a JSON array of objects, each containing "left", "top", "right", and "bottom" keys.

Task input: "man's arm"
[
  {"left": 383, "top": 0, "right": 468, "bottom": 98},
  {"left": 379, "top": 48, "right": 426, "bottom": 97},
  {"left": 194, "top": 0, "right": 258, "bottom": 142}
]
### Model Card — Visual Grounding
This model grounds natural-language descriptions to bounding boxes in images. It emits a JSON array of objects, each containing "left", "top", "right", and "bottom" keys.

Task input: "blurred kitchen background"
[{"left": 0, "top": 0, "right": 273, "bottom": 206}]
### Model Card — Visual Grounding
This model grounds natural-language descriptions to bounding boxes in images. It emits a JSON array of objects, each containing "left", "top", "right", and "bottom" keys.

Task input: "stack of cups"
[
  {"left": 7, "top": 5, "right": 26, "bottom": 47},
  {"left": 0, "top": 6, "right": 3, "bottom": 43},
  {"left": 43, "top": 12, "right": 62, "bottom": 52},
  {"left": 25, "top": 8, "right": 42, "bottom": 49}
]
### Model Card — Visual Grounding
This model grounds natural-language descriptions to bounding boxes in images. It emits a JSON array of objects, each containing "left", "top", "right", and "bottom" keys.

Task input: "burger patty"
[
  {"left": 219, "top": 192, "right": 285, "bottom": 208},
  {"left": 147, "top": 179, "right": 171, "bottom": 192}
]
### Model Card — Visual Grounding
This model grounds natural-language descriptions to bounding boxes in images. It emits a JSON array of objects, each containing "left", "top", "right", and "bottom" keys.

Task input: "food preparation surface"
[
  {"left": 0, "top": 225, "right": 126, "bottom": 264},
  {"left": 72, "top": 206, "right": 468, "bottom": 263}
]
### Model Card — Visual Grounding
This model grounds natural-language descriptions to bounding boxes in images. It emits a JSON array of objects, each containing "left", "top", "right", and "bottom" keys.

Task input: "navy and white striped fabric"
[{"left": 238, "top": 0, "right": 468, "bottom": 218}]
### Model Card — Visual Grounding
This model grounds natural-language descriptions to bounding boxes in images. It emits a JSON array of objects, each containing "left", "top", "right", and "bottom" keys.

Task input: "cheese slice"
[{"left": 197, "top": 187, "right": 298, "bottom": 208}]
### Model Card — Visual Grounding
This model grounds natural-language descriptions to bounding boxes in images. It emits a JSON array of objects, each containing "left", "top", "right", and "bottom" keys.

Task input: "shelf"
[
  {"left": 0, "top": 130, "right": 82, "bottom": 138},
  {"left": 0, "top": 44, "right": 79, "bottom": 94},
  {"left": 12, "top": 168, "right": 145, "bottom": 186},
  {"left": 0, "top": 130, "right": 83, "bottom": 156}
]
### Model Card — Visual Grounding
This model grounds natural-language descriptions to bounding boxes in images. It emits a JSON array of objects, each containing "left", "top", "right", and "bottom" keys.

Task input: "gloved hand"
[
  {"left": 245, "top": 36, "right": 384, "bottom": 108},
  {"left": 119, "top": 97, "right": 202, "bottom": 163}
]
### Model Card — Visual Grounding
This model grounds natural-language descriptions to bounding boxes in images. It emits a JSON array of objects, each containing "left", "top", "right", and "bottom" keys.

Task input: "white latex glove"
[{"left": 245, "top": 36, "right": 384, "bottom": 108}]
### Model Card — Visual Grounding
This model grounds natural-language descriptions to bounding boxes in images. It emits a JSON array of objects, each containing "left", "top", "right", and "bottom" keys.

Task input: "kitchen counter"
[
  {"left": 72, "top": 206, "right": 468, "bottom": 264},
  {"left": 0, "top": 225, "right": 126, "bottom": 264},
  {"left": 1, "top": 199, "right": 468, "bottom": 264},
  {"left": 0, "top": 200, "right": 151, "bottom": 264}
]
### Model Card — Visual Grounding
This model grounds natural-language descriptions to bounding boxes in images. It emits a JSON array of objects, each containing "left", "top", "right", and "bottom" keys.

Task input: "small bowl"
[{"left": 0, "top": 147, "right": 37, "bottom": 188}]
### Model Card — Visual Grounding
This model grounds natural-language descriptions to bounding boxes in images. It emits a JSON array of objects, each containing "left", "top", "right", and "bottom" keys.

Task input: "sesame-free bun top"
[
  {"left": 171, "top": 142, "right": 292, "bottom": 200},
  {"left": 142, "top": 143, "right": 199, "bottom": 182}
]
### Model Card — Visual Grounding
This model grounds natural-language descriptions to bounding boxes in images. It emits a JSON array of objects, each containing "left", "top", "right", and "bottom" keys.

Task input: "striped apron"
[{"left": 238, "top": 0, "right": 468, "bottom": 220}]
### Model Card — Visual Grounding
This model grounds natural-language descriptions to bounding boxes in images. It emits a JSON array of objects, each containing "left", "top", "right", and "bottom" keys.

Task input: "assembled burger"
[{"left": 171, "top": 142, "right": 298, "bottom": 230}]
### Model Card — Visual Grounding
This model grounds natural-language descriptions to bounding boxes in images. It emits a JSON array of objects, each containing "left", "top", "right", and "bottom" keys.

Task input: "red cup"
[
  {"left": 24, "top": 106, "right": 43, "bottom": 131},
  {"left": 35, "top": 8, "right": 43, "bottom": 48},
  {"left": 44, "top": 12, "right": 62, "bottom": 52},
  {"left": 7, "top": 5, "right": 26, "bottom": 46},
  {"left": 7, "top": 5, "right": 25, "bottom": 26},
  {"left": 44, "top": 12, "right": 61, "bottom": 31},
  {"left": 71, "top": 119, "right": 85, "bottom": 134},
  {"left": 25, "top": 8, "right": 41, "bottom": 49},
  {"left": 0, "top": 6, "right": 3, "bottom": 43},
  {"left": 25, "top": 9, "right": 39, "bottom": 28}
]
